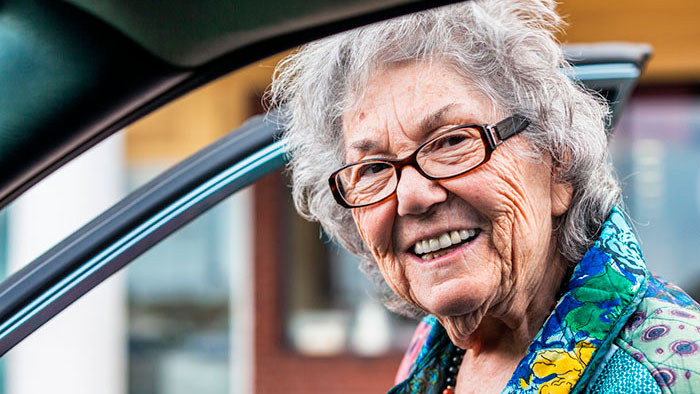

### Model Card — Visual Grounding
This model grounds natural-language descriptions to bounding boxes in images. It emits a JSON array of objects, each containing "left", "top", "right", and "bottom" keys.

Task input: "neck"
[
  {"left": 441, "top": 251, "right": 569, "bottom": 355},
  {"left": 451, "top": 255, "right": 570, "bottom": 394}
]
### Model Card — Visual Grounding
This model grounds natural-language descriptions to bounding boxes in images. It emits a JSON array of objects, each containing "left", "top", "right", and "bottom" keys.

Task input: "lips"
[{"left": 412, "top": 228, "right": 480, "bottom": 260}]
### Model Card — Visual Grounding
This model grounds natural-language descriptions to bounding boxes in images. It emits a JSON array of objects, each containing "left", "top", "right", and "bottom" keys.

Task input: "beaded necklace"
[{"left": 442, "top": 343, "right": 466, "bottom": 394}]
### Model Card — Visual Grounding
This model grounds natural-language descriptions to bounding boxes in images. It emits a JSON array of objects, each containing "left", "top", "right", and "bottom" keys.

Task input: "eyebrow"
[
  {"left": 348, "top": 103, "right": 459, "bottom": 155},
  {"left": 419, "top": 103, "right": 458, "bottom": 136}
]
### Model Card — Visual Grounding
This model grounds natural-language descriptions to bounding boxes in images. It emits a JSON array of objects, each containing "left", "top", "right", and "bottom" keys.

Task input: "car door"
[{"left": 0, "top": 1, "right": 652, "bottom": 393}]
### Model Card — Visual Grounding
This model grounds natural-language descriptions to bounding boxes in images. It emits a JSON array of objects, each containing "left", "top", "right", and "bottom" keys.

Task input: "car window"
[
  {"left": 0, "top": 166, "right": 413, "bottom": 394},
  {"left": 261, "top": 169, "right": 418, "bottom": 357},
  {"left": 4, "top": 189, "right": 250, "bottom": 394}
]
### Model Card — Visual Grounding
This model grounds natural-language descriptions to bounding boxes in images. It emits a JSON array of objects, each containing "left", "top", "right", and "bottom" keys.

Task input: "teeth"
[
  {"left": 450, "top": 231, "right": 461, "bottom": 244},
  {"left": 414, "top": 242, "right": 423, "bottom": 255},
  {"left": 439, "top": 233, "right": 452, "bottom": 248},
  {"left": 429, "top": 239, "right": 439, "bottom": 252},
  {"left": 414, "top": 229, "right": 479, "bottom": 258},
  {"left": 420, "top": 250, "right": 450, "bottom": 261}
]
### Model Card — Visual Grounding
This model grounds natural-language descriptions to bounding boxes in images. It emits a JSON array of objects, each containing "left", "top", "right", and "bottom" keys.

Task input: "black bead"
[
  {"left": 448, "top": 366, "right": 458, "bottom": 374},
  {"left": 446, "top": 376, "right": 455, "bottom": 385},
  {"left": 451, "top": 355, "right": 462, "bottom": 364}
]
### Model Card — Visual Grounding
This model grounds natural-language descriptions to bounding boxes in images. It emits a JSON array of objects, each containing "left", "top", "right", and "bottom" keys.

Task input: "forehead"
[{"left": 342, "top": 61, "right": 496, "bottom": 159}]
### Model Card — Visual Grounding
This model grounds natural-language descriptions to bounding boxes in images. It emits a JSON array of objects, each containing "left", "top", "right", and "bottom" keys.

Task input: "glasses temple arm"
[{"left": 493, "top": 115, "right": 530, "bottom": 142}]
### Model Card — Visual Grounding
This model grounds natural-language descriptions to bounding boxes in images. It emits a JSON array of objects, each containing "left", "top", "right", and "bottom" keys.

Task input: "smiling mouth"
[{"left": 412, "top": 228, "right": 481, "bottom": 261}]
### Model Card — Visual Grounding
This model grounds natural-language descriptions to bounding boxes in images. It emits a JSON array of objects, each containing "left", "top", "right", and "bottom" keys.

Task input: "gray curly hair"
[{"left": 269, "top": 0, "right": 621, "bottom": 318}]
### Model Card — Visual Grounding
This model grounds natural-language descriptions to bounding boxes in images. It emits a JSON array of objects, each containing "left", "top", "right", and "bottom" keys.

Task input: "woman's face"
[{"left": 343, "top": 62, "right": 572, "bottom": 326}]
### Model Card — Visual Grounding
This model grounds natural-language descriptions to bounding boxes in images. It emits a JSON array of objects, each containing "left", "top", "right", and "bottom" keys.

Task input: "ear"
[{"left": 550, "top": 179, "right": 573, "bottom": 217}]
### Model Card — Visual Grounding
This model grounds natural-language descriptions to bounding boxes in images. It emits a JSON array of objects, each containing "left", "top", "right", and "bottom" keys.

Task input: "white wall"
[
  {"left": 6, "top": 134, "right": 127, "bottom": 394},
  {"left": 225, "top": 189, "right": 254, "bottom": 394}
]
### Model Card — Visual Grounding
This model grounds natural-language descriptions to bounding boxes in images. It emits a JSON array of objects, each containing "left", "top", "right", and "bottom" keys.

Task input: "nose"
[{"left": 395, "top": 166, "right": 448, "bottom": 216}]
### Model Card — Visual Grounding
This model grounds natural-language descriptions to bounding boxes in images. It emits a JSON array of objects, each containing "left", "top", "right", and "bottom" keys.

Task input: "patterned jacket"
[{"left": 389, "top": 207, "right": 700, "bottom": 394}]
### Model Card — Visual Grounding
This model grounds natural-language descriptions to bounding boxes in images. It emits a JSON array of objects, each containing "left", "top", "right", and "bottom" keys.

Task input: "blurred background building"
[{"left": 0, "top": 1, "right": 699, "bottom": 393}]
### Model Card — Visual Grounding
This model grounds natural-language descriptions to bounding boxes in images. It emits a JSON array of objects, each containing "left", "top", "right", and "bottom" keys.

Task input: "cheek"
[
  {"left": 352, "top": 202, "right": 413, "bottom": 300},
  {"left": 487, "top": 158, "right": 555, "bottom": 277},
  {"left": 444, "top": 154, "right": 554, "bottom": 266},
  {"left": 352, "top": 202, "right": 395, "bottom": 256}
]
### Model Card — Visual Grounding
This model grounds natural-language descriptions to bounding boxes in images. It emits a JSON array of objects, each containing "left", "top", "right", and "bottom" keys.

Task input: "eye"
[
  {"left": 438, "top": 134, "right": 467, "bottom": 149},
  {"left": 358, "top": 162, "right": 390, "bottom": 178},
  {"left": 426, "top": 130, "right": 475, "bottom": 154}
]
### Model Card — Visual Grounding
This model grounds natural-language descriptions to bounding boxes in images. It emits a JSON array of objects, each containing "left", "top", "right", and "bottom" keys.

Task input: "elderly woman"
[{"left": 270, "top": 1, "right": 700, "bottom": 393}]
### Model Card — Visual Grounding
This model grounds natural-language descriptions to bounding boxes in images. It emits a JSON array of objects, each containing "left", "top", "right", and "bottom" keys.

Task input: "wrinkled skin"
[{"left": 342, "top": 62, "right": 573, "bottom": 391}]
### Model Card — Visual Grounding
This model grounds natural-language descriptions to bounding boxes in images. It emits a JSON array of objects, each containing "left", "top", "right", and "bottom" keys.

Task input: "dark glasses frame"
[{"left": 328, "top": 114, "right": 529, "bottom": 208}]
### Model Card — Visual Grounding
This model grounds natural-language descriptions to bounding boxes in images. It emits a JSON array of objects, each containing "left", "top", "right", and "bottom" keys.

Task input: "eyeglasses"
[{"left": 328, "top": 115, "right": 529, "bottom": 208}]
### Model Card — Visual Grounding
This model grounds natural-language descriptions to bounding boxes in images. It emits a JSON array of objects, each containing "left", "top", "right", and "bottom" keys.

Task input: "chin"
[
  {"left": 437, "top": 306, "right": 490, "bottom": 347},
  {"left": 420, "top": 278, "right": 495, "bottom": 318}
]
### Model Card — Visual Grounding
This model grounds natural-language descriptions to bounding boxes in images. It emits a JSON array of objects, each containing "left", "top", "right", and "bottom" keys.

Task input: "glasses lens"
[
  {"left": 417, "top": 127, "right": 486, "bottom": 177},
  {"left": 336, "top": 161, "right": 397, "bottom": 206}
]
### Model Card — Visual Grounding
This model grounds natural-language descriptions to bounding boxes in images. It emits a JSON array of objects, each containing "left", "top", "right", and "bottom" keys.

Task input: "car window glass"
[
  {"left": 0, "top": 170, "right": 416, "bottom": 394},
  {"left": 259, "top": 169, "right": 418, "bottom": 358},
  {"left": 2, "top": 190, "right": 250, "bottom": 394}
]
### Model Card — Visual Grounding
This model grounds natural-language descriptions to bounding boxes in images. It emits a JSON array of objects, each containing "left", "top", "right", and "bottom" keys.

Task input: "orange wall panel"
[{"left": 560, "top": 0, "right": 700, "bottom": 82}]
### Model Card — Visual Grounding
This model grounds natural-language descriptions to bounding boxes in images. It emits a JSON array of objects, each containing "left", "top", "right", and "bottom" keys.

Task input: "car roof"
[{"left": 0, "top": 0, "right": 458, "bottom": 211}]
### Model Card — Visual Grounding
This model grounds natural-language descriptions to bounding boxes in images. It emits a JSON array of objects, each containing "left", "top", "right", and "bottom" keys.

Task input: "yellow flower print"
[{"left": 529, "top": 341, "right": 595, "bottom": 394}]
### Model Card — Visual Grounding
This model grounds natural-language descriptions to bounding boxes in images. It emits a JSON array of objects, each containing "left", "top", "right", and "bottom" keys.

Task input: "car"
[{"left": 0, "top": 1, "right": 695, "bottom": 394}]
